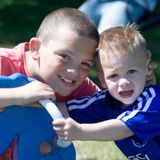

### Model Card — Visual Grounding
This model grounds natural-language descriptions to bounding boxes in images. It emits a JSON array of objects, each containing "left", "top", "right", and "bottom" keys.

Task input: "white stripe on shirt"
[
  {"left": 118, "top": 87, "right": 156, "bottom": 122},
  {"left": 67, "top": 91, "right": 106, "bottom": 111},
  {"left": 142, "top": 88, "right": 156, "bottom": 112}
]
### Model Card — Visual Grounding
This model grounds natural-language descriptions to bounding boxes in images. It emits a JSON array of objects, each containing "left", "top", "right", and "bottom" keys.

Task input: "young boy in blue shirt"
[{"left": 53, "top": 25, "right": 160, "bottom": 160}]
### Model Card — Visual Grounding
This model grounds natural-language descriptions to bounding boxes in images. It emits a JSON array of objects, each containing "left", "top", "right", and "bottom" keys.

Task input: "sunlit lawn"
[{"left": 74, "top": 141, "right": 127, "bottom": 160}]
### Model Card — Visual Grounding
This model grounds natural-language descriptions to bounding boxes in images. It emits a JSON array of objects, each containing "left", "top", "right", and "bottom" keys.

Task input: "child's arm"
[
  {"left": 53, "top": 117, "right": 133, "bottom": 141},
  {"left": 0, "top": 80, "right": 55, "bottom": 108}
]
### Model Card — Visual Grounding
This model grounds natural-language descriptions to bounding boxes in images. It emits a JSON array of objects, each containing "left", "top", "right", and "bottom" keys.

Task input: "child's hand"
[
  {"left": 53, "top": 118, "right": 82, "bottom": 141},
  {"left": 14, "top": 80, "right": 56, "bottom": 106}
]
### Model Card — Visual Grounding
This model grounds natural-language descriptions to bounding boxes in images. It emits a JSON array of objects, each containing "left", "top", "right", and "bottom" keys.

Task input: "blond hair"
[
  {"left": 98, "top": 24, "right": 147, "bottom": 61},
  {"left": 36, "top": 7, "right": 99, "bottom": 45}
]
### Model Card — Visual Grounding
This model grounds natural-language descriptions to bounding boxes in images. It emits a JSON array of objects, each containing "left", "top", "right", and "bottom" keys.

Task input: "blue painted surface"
[{"left": 0, "top": 73, "right": 76, "bottom": 160}]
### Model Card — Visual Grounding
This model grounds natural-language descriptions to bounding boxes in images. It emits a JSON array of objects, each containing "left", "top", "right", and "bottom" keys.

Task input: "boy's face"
[
  {"left": 99, "top": 47, "right": 148, "bottom": 105},
  {"left": 37, "top": 29, "right": 97, "bottom": 96}
]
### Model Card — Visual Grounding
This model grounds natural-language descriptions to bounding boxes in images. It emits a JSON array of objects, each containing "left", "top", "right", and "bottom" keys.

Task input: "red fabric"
[
  {"left": 0, "top": 141, "right": 15, "bottom": 160},
  {"left": 0, "top": 43, "right": 100, "bottom": 159},
  {"left": 0, "top": 43, "right": 29, "bottom": 77},
  {"left": 0, "top": 43, "right": 27, "bottom": 160},
  {"left": 56, "top": 77, "right": 100, "bottom": 102}
]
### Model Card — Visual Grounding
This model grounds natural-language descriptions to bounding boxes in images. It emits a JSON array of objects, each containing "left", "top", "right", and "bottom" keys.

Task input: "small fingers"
[
  {"left": 53, "top": 120, "right": 66, "bottom": 132},
  {"left": 54, "top": 126, "right": 69, "bottom": 140},
  {"left": 54, "top": 125, "right": 64, "bottom": 132},
  {"left": 53, "top": 119, "right": 65, "bottom": 126}
]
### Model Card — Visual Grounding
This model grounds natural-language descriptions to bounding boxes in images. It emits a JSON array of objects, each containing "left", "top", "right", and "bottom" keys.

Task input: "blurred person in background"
[{"left": 79, "top": 0, "right": 157, "bottom": 33}]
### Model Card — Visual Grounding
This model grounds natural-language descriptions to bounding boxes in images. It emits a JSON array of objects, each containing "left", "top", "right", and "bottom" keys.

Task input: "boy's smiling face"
[
  {"left": 99, "top": 47, "right": 148, "bottom": 105},
  {"left": 37, "top": 28, "right": 97, "bottom": 96}
]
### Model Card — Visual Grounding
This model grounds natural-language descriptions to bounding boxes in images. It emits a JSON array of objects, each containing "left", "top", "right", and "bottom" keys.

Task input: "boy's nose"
[
  {"left": 67, "top": 65, "right": 79, "bottom": 76},
  {"left": 67, "top": 68, "right": 78, "bottom": 73},
  {"left": 119, "top": 78, "right": 130, "bottom": 88},
  {"left": 67, "top": 63, "right": 79, "bottom": 74}
]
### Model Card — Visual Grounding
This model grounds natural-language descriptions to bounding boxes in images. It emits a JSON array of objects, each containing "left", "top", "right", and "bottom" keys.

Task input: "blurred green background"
[
  {"left": 0, "top": 0, "right": 84, "bottom": 45},
  {"left": 0, "top": 0, "right": 159, "bottom": 85},
  {"left": 0, "top": 1, "right": 160, "bottom": 159}
]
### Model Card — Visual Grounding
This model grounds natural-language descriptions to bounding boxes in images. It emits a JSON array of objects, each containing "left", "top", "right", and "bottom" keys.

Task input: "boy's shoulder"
[
  {"left": 137, "top": 85, "right": 160, "bottom": 104},
  {"left": 67, "top": 89, "right": 117, "bottom": 110},
  {"left": 0, "top": 43, "right": 26, "bottom": 58},
  {"left": 145, "top": 85, "right": 160, "bottom": 95}
]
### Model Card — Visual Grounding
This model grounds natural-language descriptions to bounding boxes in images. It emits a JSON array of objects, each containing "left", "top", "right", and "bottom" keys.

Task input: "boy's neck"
[{"left": 121, "top": 103, "right": 130, "bottom": 109}]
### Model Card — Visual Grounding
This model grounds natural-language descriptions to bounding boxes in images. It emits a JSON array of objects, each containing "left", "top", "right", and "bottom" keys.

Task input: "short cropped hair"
[
  {"left": 98, "top": 24, "right": 147, "bottom": 60},
  {"left": 36, "top": 7, "right": 99, "bottom": 44}
]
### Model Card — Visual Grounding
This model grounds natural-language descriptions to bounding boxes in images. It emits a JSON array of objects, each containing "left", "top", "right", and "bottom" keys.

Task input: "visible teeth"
[{"left": 61, "top": 77, "right": 72, "bottom": 83}]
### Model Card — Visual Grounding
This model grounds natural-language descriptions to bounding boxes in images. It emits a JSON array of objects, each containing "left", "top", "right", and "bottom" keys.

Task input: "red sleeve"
[
  {"left": 78, "top": 77, "right": 101, "bottom": 96},
  {"left": 0, "top": 43, "right": 27, "bottom": 76},
  {"left": 0, "top": 56, "right": 20, "bottom": 76}
]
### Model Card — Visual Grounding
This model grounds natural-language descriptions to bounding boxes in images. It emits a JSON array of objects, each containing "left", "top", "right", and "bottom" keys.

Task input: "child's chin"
[
  {"left": 122, "top": 99, "right": 135, "bottom": 106},
  {"left": 57, "top": 90, "right": 72, "bottom": 97}
]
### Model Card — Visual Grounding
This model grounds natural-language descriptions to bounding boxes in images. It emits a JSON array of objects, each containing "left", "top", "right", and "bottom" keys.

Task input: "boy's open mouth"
[{"left": 119, "top": 90, "right": 134, "bottom": 98}]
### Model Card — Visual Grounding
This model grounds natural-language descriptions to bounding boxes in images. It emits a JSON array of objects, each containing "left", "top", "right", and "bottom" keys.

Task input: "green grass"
[
  {"left": 0, "top": 1, "right": 160, "bottom": 159},
  {"left": 74, "top": 141, "right": 127, "bottom": 160}
]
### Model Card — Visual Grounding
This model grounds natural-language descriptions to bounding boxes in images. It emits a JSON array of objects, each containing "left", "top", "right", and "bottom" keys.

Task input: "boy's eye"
[
  {"left": 127, "top": 69, "right": 137, "bottom": 74},
  {"left": 81, "top": 62, "right": 93, "bottom": 70},
  {"left": 108, "top": 74, "right": 118, "bottom": 79},
  {"left": 60, "top": 54, "right": 70, "bottom": 61}
]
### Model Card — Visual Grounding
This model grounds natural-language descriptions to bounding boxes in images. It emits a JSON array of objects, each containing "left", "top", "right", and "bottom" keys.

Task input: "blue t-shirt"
[{"left": 67, "top": 86, "right": 160, "bottom": 160}]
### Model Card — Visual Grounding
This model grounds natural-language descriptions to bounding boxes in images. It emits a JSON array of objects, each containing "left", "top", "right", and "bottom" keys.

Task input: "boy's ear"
[
  {"left": 29, "top": 38, "right": 41, "bottom": 60},
  {"left": 146, "top": 50, "right": 151, "bottom": 74},
  {"left": 146, "top": 50, "right": 154, "bottom": 75},
  {"left": 145, "top": 50, "right": 157, "bottom": 85},
  {"left": 97, "top": 71, "right": 107, "bottom": 89}
]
